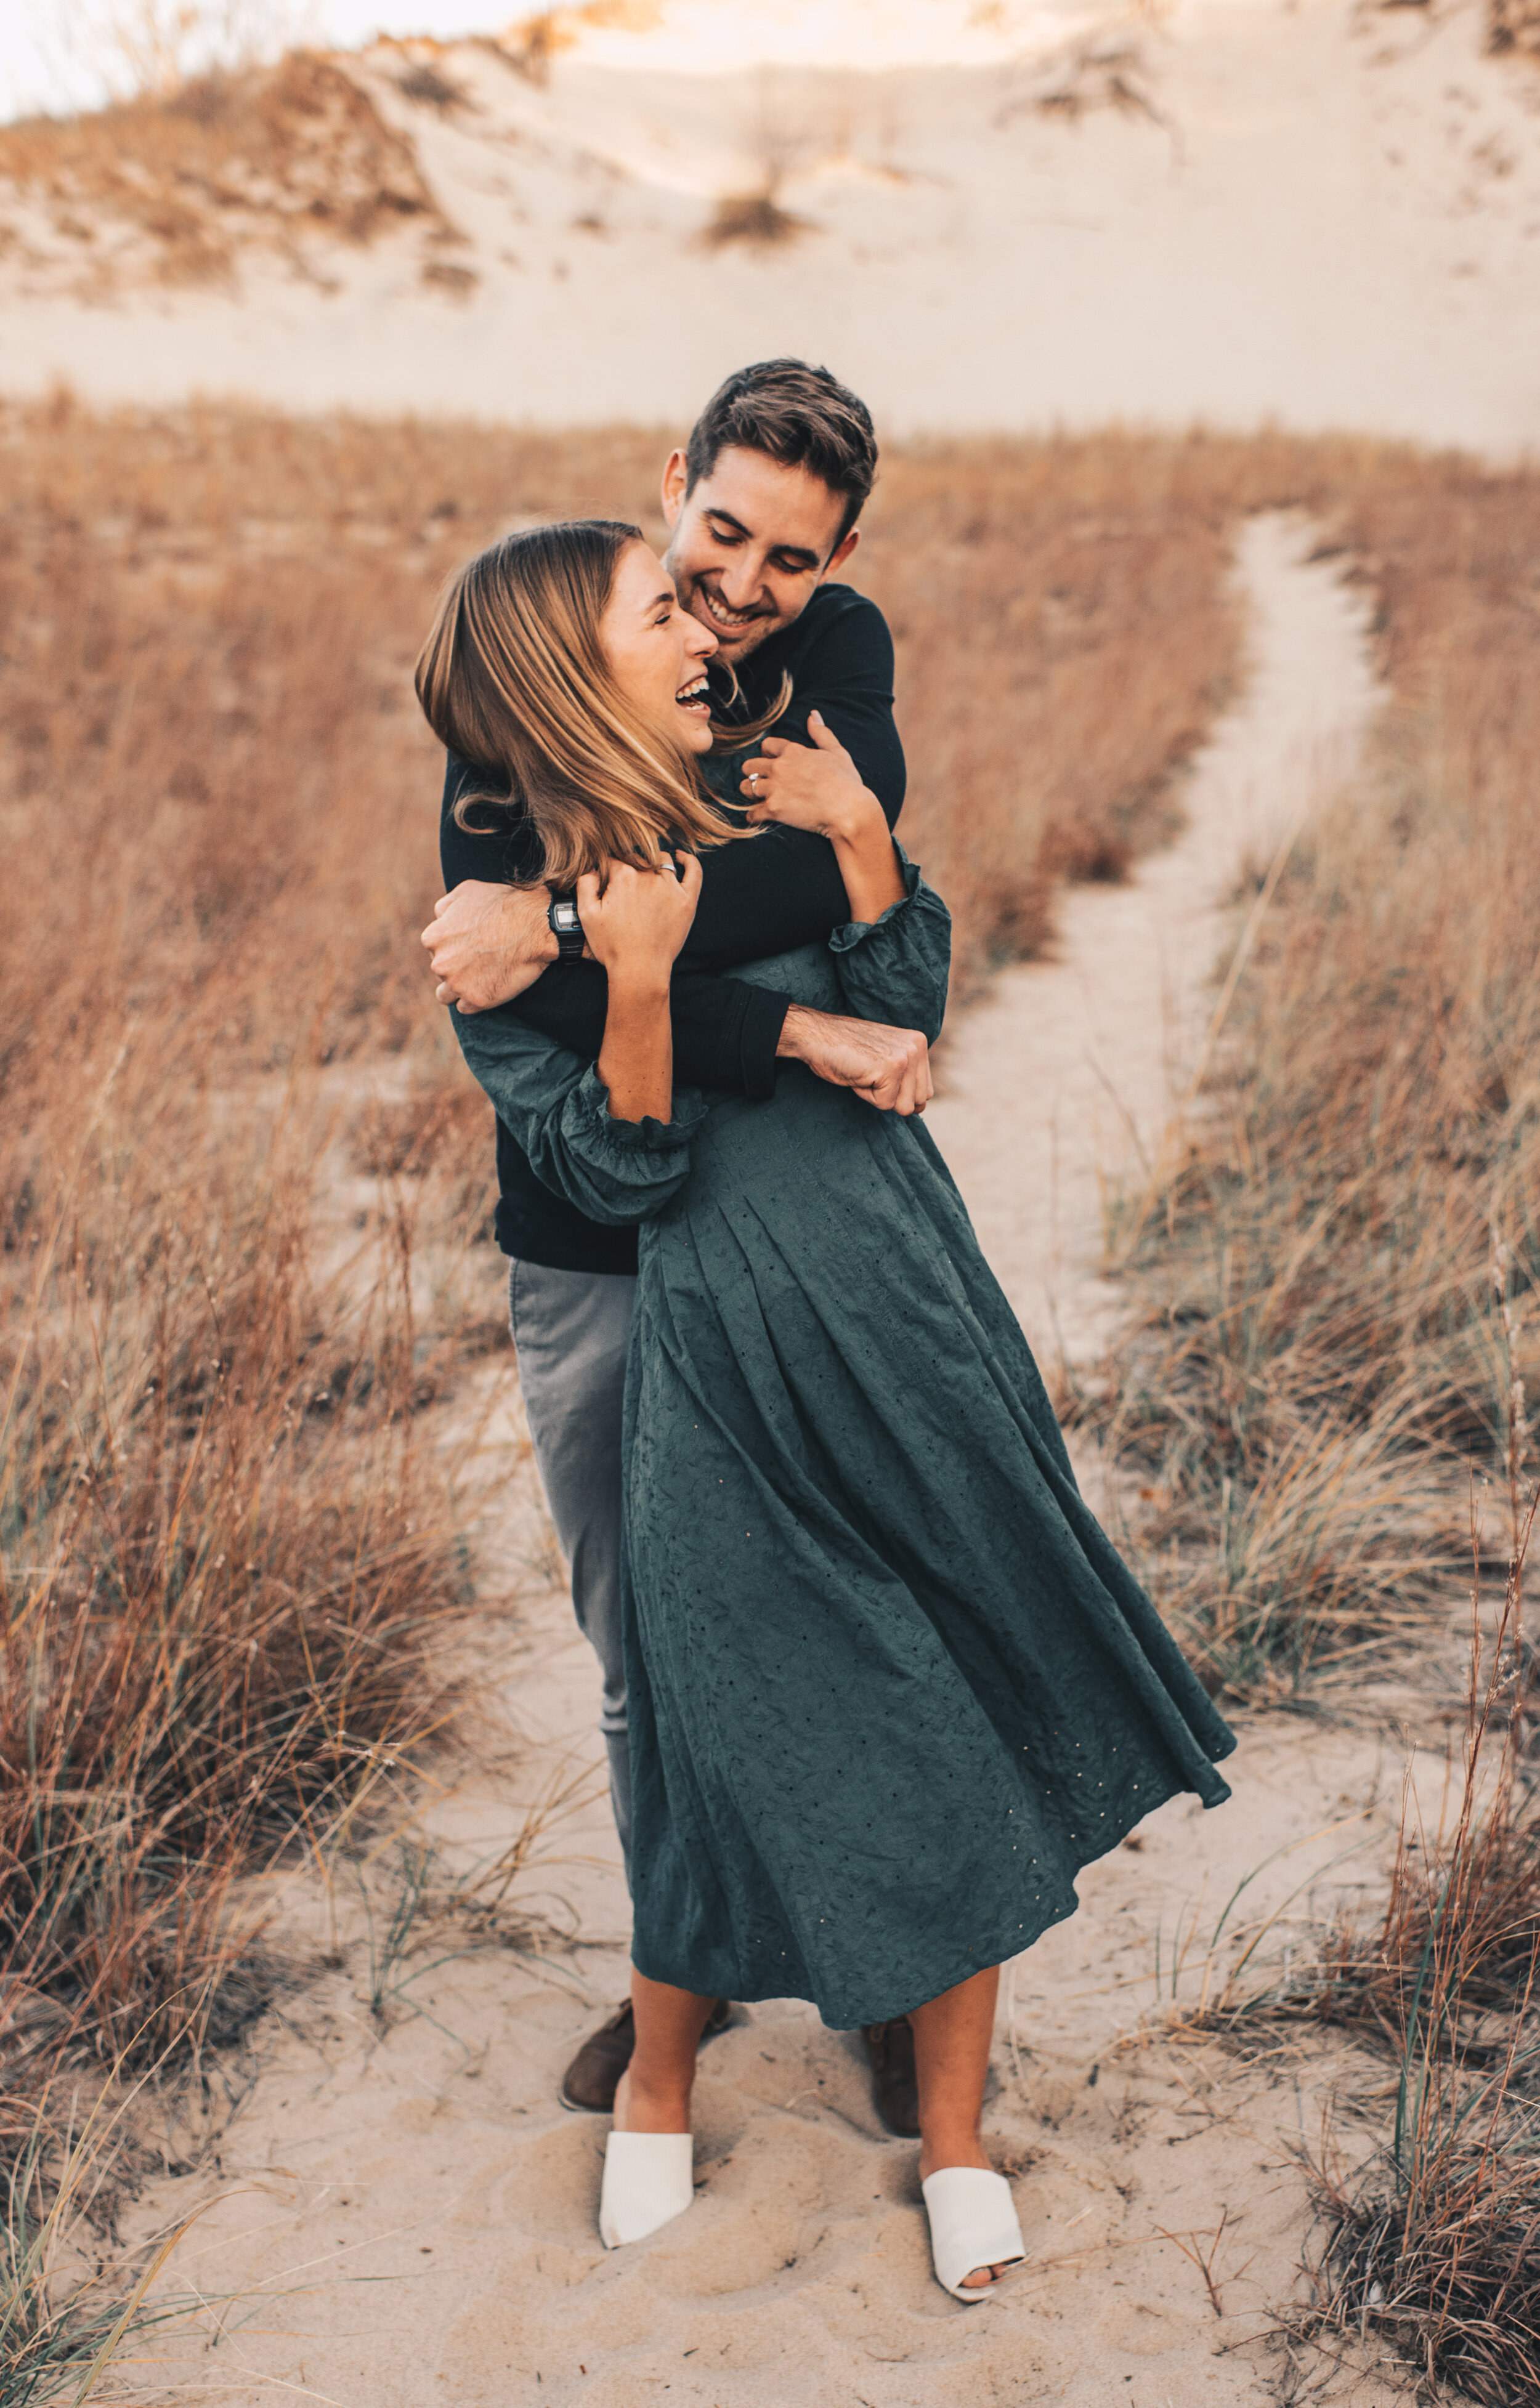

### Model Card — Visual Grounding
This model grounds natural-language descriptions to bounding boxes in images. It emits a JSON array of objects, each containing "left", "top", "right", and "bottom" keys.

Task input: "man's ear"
[
  {"left": 821, "top": 525, "right": 860, "bottom": 581},
  {"left": 660, "top": 447, "right": 689, "bottom": 530}
]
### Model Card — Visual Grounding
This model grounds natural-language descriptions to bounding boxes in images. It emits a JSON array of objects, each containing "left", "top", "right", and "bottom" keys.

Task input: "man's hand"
[
  {"left": 778, "top": 1003, "right": 933, "bottom": 1116},
  {"left": 421, "top": 880, "right": 557, "bottom": 1014}
]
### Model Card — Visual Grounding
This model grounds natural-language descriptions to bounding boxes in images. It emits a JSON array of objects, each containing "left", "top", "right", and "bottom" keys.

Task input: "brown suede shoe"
[
  {"left": 559, "top": 1997, "right": 732, "bottom": 2114},
  {"left": 863, "top": 2018, "right": 920, "bottom": 2138}
]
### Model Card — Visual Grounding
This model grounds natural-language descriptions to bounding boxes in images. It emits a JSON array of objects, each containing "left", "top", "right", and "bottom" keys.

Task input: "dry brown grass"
[
  {"left": 1288, "top": 1511, "right": 1540, "bottom": 2404},
  {"left": 861, "top": 434, "right": 1249, "bottom": 988},
  {"left": 0, "top": 53, "right": 455, "bottom": 289},
  {"left": 1093, "top": 442, "right": 1540, "bottom": 1700},
  {"left": 12, "top": 397, "right": 1539, "bottom": 2388},
  {"left": 1045, "top": 435, "right": 1540, "bottom": 2402}
]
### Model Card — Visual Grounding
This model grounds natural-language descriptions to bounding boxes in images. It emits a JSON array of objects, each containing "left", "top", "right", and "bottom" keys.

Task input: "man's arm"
[
  {"left": 439, "top": 751, "right": 535, "bottom": 891},
  {"left": 470, "top": 960, "right": 926, "bottom": 1110},
  {"left": 430, "top": 754, "right": 556, "bottom": 1008},
  {"left": 429, "top": 752, "right": 806, "bottom": 1083}
]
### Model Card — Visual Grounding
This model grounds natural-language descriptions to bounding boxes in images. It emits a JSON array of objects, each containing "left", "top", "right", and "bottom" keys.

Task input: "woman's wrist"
[
  {"left": 829, "top": 793, "right": 904, "bottom": 923},
  {"left": 825, "top": 787, "right": 889, "bottom": 850},
  {"left": 600, "top": 965, "right": 673, "bottom": 1004},
  {"left": 597, "top": 975, "right": 674, "bottom": 1123}
]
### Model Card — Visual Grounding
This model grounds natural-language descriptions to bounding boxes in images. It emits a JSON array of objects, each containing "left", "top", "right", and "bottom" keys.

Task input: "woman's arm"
[
  {"left": 736, "top": 716, "right": 950, "bottom": 1048},
  {"left": 738, "top": 711, "right": 906, "bottom": 924},
  {"left": 453, "top": 1011, "right": 707, "bottom": 1226},
  {"left": 579, "top": 854, "right": 702, "bottom": 1120},
  {"left": 449, "top": 852, "right": 706, "bottom": 1224},
  {"left": 827, "top": 854, "right": 952, "bottom": 1045}
]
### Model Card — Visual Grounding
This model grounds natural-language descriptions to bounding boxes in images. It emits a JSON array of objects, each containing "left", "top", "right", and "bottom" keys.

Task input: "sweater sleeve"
[
  {"left": 828, "top": 850, "right": 952, "bottom": 1044},
  {"left": 503, "top": 958, "right": 788, "bottom": 1102},
  {"left": 451, "top": 1006, "right": 707, "bottom": 1226}
]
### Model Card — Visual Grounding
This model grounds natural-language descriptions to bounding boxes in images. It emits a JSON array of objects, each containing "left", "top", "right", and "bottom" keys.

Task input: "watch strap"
[{"left": 547, "top": 889, "right": 585, "bottom": 963}]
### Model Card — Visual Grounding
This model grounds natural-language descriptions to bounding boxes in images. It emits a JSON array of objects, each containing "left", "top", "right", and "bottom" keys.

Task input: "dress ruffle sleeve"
[
  {"left": 452, "top": 1006, "right": 707, "bottom": 1226},
  {"left": 827, "top": 847, "right": 952, "bottom": 1041}
]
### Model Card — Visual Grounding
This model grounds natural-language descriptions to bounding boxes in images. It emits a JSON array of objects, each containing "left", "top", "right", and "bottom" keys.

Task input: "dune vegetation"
[
  {"left": 1, "top": 392, "right": 1538, "bottom": 2392},
  {"left": 1095, "top": 446, "right": 1540, "bottom": 1716}
]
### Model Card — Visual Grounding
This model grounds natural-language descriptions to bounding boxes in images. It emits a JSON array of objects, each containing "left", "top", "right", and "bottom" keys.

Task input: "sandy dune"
[
  {"left": 4, "top": 0, "right": 1540, "bottom": 448},
  {"left": 110, "top": 525, "right": 1425, "bottom": 2406}
]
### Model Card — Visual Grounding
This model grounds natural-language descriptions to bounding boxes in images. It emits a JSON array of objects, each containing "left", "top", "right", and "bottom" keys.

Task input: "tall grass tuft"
[{"left": 1302, "top": 1500, "right": 1540, "bottom": 2402}]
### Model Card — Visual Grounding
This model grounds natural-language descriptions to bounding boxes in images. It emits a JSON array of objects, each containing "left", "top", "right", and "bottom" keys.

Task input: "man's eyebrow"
[{"left": 704, "top": 506, "right": 821, "bottom": 569}]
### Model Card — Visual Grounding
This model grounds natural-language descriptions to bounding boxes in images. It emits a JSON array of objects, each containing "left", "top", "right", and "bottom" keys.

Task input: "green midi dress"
[{"left": 456, "top": 860, "right": 1234, "bottom": 2030}]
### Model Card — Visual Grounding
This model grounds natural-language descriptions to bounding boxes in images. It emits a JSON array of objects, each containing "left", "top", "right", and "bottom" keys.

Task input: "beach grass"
[{"left": 1096, "top": 444, "right": 1540, "bottom": 1703}]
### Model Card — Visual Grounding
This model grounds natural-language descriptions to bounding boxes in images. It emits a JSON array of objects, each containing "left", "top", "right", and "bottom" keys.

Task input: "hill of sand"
[
  {"left": 2, "top": 0, "right": 1540, "bottom": 445},
  {"left": 110, "top": 522, "right": 1430, "bottom": 2407}
]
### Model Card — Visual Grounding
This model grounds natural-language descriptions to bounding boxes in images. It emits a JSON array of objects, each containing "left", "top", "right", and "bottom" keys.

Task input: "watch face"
[{"left": 551, "top": 902, "right": 579, "bottom": 931}]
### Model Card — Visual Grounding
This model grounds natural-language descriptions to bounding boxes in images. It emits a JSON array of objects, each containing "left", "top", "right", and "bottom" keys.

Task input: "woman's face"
[{"left": 599, "top": 541, "right": 718, "bottom": 756}]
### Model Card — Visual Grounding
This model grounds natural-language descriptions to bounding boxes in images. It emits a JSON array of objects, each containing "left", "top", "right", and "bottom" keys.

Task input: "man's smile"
[{"left": 692, "top": 580, "right": 776, "bottom": 637}]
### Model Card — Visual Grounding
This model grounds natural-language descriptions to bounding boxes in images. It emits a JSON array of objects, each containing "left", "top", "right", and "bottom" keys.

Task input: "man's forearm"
[
  {"left": 777, "top": 1003, "right": 932, "bottom": 1117},
  {"left": 423, "top": 879, "right": 557, "bottom": 1013}
]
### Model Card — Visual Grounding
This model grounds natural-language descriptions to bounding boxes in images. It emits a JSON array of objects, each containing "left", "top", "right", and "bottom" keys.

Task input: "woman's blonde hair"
[{"left": 415, "top": 520, "right": 774, "bottom": 887}]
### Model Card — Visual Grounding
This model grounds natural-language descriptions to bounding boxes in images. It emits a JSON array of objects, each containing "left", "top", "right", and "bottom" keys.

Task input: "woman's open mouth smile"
[{"left": 675, "top": 675, "right": 711, "bottom": 718}]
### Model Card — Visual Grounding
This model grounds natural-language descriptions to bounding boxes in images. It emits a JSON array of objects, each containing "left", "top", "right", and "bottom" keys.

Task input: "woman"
[{"left": 416, "top": 520, "right": 1235, "bottom": 2301}]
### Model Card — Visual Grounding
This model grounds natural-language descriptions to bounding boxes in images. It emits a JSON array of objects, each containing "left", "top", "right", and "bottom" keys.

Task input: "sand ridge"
[{"left": 4, "top": 0, "right": 1540, "bottom": 450}]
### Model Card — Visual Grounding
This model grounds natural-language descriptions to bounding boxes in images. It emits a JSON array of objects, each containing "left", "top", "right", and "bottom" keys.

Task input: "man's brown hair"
[{"left": 684, "top": 359, "right": 878, "bottom": 550}]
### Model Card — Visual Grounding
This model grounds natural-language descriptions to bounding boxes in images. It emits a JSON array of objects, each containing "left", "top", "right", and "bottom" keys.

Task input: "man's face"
[{"left": 659, "top": 443, "right": 861, "bottom": 667}]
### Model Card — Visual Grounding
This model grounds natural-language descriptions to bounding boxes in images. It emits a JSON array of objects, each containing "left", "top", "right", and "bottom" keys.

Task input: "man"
[{"left": 423, "top": 360, "right": 922, "bottom": 2135}]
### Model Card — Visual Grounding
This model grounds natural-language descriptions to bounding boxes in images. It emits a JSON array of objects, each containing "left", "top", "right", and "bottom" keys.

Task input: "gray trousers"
[{"left": 508, "top": 1260, "right": 638, "bottom": 1883}]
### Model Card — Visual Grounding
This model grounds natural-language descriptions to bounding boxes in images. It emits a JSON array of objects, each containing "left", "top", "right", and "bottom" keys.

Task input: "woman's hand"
[
  {"left": 585, "top": 854, "right": 700, "bottom": 1125},
  {"left": 739, "top": 711, "right": 880, "bottom": 844},
  {"left": 741, "top": 713, "right": 905, "bottom": 927},
  {"left": 578, "top": 854, "right": 702, "bottom": 992}
]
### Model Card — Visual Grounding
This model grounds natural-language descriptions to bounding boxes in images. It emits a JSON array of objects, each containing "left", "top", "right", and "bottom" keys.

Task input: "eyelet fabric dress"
[{"left": 455, "top": 856, "right": 1234, "bottom": 2029}]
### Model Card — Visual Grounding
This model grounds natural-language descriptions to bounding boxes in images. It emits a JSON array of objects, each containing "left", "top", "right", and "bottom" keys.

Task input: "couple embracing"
[{"left": 417, "top": 360, "right": 1234, "bottom": 2301}]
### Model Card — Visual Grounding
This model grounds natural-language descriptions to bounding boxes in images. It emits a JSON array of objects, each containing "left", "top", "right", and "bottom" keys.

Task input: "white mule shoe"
[
  {"left": 599, "top": 2131, "right": 694, "bottom": 2250},
  {"left": 921, "top": 2167, "right": 1026, "bottom": 2302}
]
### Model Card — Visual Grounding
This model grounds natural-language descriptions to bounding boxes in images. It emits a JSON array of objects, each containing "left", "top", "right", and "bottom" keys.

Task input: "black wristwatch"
[{"left": 547, "top": 890, "right": 584, "bottom": 961}]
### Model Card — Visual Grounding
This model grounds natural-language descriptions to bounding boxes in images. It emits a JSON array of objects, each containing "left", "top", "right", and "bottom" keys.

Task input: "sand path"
[
  {"left": 131, "top": 522, "right": 1410, "bottom": 2407},
  {"left": 925, "top": 509, "right": 1382, "bottom": 1381}
]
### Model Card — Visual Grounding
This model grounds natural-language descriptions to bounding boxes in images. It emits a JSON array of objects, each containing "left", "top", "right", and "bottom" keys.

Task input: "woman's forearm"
[
  {"left": 598, "top": 976, "right": 675, "bottom": 1123},
  {"left": 832, "top": 799, "right": 907, "bottom": 926}
]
